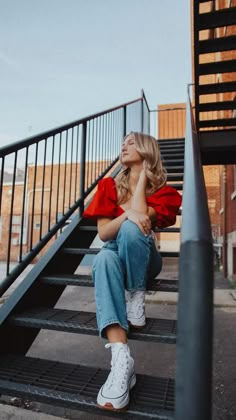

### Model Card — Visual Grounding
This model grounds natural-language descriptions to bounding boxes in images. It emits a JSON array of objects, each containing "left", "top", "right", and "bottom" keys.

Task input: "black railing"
[
  {"left": 175, "top": 87, "right": 214, "bottom": 420},
  {"left": 0, "top": 93, "right": 149, "bottom": 297}
]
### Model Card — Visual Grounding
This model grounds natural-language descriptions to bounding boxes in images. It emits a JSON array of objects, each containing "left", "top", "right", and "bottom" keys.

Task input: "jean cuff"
[{"left": 100, "top": 319, "right": 129, "bottom": 338}]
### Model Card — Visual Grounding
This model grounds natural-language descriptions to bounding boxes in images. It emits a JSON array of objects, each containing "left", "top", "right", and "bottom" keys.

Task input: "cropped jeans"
[{"left": 92, "top": 220, "right": 162, "bottom": 337}]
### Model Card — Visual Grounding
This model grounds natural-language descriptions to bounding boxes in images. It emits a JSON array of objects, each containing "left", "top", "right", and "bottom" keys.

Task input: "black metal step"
[
  {"left": 79, "top": 226, "right": 181, "bottom": 233},
  {"left": 166, "top": 183, "right": 182, "bottom": 191},
  {"left": 40, "top": 274, "right": 179, "bottom": 292},
  {"left": 199, "top": 100, "right": 236, "bottom": 112},
  {"left": 158, "top": 227, "right": 180, "bottom": 233},
  {"left": 158, "top": 139, "right": 185, "bottom": 146},
  {"left": 166, "top": 166, "right": 184, "bottom": 173},
  {"left": 164, "top": 159, "right": 184, "bottom": 167},
  {"left": 0, "top": 354, "right": 175, "bottom": 419},
  {"left": 62, "top": 248, "right": 180, "bottom": 258},
  {"left": 159, "top": 144, "right": 185, "bottom": 150},
  {"left": 9, "top": 308, "right": 177, "bottom": 344},
  {"left": 199, "top": 35, "right": 236, "bottom": 54},
  {"left": 199, "top": 118, "right": 236, "bottom": 128},
  {"left": 199, "top": 81, "right": 236, "bottom": 95},
  {"left": 167, "top": 174, "right": 183, "bottom": 181},
  {"left": 161, "top": 153, "right": 184, "bottom": 159},
  {"left": 199, "top": 7, "right": 236, "bottom": 30},
  {"left": 199, "top": 59, "right": 236, "bottom": 75}
]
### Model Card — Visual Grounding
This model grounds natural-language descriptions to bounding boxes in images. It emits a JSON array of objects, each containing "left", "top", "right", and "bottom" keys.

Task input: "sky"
[{"left": 0, "top": 0, "right": 191, "bottom": 147}]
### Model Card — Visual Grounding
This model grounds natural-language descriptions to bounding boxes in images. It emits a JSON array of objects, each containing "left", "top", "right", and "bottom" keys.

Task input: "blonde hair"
[{"left": 116, "top": 132, "right": 167, "bottom": 204}]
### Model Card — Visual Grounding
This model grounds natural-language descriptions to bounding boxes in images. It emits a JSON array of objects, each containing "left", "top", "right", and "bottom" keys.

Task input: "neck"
[{"left": 128, "top": 164, "right": 143, "bottom": 188}]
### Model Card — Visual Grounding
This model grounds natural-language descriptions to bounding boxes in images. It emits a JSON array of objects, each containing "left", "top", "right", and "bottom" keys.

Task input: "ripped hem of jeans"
[
  {"left": 126, "top": 287, "right": 146, "bottom": 292},
  {"left": 100, "top": 320, "right": 129, "bottom": 339}
]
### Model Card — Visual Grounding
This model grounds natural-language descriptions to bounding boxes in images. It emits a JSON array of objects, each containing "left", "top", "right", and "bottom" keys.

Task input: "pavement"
[{"left": 0, "top": 261, "right": 236, "bottom": 419}]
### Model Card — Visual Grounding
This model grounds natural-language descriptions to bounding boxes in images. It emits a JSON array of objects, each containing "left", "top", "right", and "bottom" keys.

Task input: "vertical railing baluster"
[
  {"left": 100, "top": 115, "right": 104, "bottom": 175},
  {"left": 104, "top": 113, "right": 108, "bottom": 172},
  {"left": 90, "top": 119, "right": 94, "bottom": 187},
  {"left": 0, "top": 156, "right": 5, "bottom": 217},
  {"left": 69, "top": 127, "right": 74, "bottom": 208},
  {"left": 62, "top": 130, "right": 68, "bottom": 215},
  {"left": 79, "top": 121, "right": 87, "bottom": 216},
  {"left": 19, "top": 147, "right": 29, "bottom": 261},
  {"left": 74, "top": 125, "right": 80, "bottom": 203},
  {"left": 48, "top": 135, "right": 55, "bottom": 231},
  {"left": 96, "top": 117, "right": 100, "bottom": 180},
  {"left": 123, "top": 106, "right": 127, "bottom": 137},
  {"left": 56, "top": 132, "right": 62, "bottom": 223},
  {"left": 93, "top": 118, "right": 97, "bottom": 182},
  {"left": 85, "top": 121, "right": 90, "bottom": 192},
  {"left": 7, "top": 152, "right": 18, "bottom": 275},
  {"left": 40, "top": 139, "right": 47, "bottom": 240},
  {"left": 30, "top": 142, "right": 39, "bottom": 250}
]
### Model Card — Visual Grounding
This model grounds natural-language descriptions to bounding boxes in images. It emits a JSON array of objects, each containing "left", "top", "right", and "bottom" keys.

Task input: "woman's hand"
[{"left": 126, "top": 209, "right": 151, "bottom": 236}]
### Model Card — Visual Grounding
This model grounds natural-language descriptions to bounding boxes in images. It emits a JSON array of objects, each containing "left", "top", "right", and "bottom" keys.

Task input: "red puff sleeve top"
[{"left": 83, "top": 177, "right": 182, "bottom": 229}]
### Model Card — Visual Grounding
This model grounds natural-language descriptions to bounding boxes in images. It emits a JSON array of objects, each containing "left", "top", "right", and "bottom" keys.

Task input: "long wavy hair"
[{"left": 116, "top": 132, "right": 167, "bottom": 204}]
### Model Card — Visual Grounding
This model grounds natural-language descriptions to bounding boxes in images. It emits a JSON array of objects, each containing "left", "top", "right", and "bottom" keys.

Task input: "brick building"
[
  {"left": 0, "top": 161, "right": 111, "bottom": 264},
  {"left": 194, "top": 0, "right": 236, "bottom": 279}
]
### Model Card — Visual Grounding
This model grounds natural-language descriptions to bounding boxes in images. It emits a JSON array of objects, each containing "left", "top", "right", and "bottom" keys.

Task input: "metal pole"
[
  {"left": 123, "top": 106, "right": 126, "bottom": 137},
  {"left": 79, "top": 121, "right": 87, "bottom": 216},
  {"left": 175, "top": 95, "right": 214, "bottom": 420},
  {"left": 141, "top": 90, "right": 144, "bottom": 132}
]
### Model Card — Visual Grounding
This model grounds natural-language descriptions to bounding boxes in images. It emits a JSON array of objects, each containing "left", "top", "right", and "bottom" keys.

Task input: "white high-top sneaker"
[
  {"left": 97, "top": 342, "right": 136, "bottom": 411},
  {"left": 126, "top": 290, "right": 146, "bottom": 328}
]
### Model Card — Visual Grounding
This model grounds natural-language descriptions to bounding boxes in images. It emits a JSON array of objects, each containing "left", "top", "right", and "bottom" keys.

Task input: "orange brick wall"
[
  {"left": 226, "top": 165, "right": 236, "bottom": 233},
  {"left": 0, "top": 160, "right": 114, "bottom": 262}
]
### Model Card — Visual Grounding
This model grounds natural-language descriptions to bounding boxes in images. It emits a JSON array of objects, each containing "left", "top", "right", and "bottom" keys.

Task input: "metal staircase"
[
  {"left": 0, "top": 131, "right": 184, "bottom": 418},
  {"left": 194, "top": 0, "right": 236, "bottom": 164}
]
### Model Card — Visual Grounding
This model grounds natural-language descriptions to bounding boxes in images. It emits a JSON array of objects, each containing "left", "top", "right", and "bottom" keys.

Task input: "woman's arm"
[
  {"left": 97, "top": 213, "right": 127, "bottom": 242},
  {"left": 97, "top": 207, "right": 153, "bottom": 241}
]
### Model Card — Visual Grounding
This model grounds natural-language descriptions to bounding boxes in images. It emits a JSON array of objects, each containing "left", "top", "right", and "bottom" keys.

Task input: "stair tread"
[
  {"left": 199, "top": 7, "right": 236, "bottom": 30},
  {"left": 158, "top": 138, "right": 185, "bottom": 143},
  {"left": 199, "top": 35, "right": 236, "bottom": 54},
  {"left": 164, "top": 160, "right": 184, "bottom": 166},
  {"left": 199, "top": 81, "right": 236, "bottom": 95},
  {"left": 199, "top": 118, "right": 236, "bottom": 128},
  {"left": 9, "top": 307, "right": 177, "bottom": 343},
  {"left": 62, "top": 248, "right": 180, "bottom": 257},
  {"left": 161, "top": 153, "right": 184, "bottom": 158},
  {"left": 199, "top": 59, "right": 236, "bottom": 75},
  {"left": 79, "top": 226, "right": 181, "bottom": 233},
  {"left": 0, "top": 354, "right": 175, "bottom": 418},
  {"left": 40, "top": 274, "right": 179, "bottom": 292},
  {"left": 199, "top": 100, "right": 236, "bottom": 112}
]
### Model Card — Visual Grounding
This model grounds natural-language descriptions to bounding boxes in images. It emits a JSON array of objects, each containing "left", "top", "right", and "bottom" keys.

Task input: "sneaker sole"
[{"left": 97, "top": 373, "right": 136, "bottom": 411}]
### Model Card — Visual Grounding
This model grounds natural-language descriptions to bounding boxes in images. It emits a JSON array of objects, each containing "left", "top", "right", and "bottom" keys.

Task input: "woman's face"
[{"left": 121, "top": 135, "right": 143, "bottom": 166}]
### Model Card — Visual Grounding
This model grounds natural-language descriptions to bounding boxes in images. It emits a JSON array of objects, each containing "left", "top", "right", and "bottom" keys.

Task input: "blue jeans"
[{"left": 92, "top": 220, "right": 162, "bottom": 337}]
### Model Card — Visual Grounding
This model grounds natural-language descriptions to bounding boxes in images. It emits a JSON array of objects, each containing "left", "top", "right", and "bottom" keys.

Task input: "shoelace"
[{"left": 105, "top": 343, "right": 130, "bottom": 390}]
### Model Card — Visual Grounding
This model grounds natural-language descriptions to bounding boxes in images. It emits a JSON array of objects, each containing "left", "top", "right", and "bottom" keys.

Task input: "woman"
[{"left": 83, "top": 132, "right": 182, "bottom": 412}]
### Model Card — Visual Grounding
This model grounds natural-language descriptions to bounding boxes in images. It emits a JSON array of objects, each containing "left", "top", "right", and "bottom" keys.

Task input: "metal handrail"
[
  {"left": 0, "top": 95, "right": 148, "bottom": 297},
  {"left": 0, "top": 98, "right": 142, "bottom": 157},
  {"left": 175, "top": 87, "right": 214, "bottom": 420}
]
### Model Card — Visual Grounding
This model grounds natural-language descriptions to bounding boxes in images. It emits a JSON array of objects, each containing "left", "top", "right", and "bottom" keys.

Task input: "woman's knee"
[
  {"left": 93, "top": 249, "right": 116, "bottom": 271},
  {"left": 118, "top": 219, "right": 142, "bottom": 241}
]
